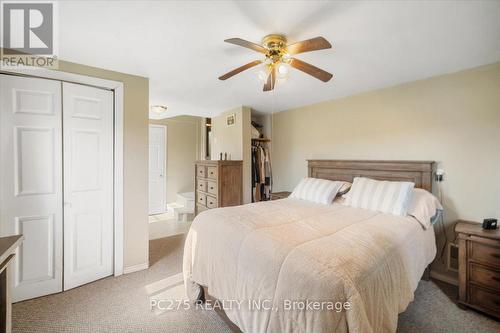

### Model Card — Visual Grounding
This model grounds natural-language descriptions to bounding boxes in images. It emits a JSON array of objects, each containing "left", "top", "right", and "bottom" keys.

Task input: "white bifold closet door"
[
  {"left": 0, "top": 75, "right": 64, "bottom": 301},
  {"left": 62, "top": 82, "right": 114, "bottom": 290},
  {"left": 0, "top": 75, "right": 114, "bottom": 301}
]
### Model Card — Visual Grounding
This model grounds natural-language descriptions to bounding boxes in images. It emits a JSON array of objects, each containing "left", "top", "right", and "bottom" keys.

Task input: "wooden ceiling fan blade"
[
  {"left": 290, "top": 58, "right": 333, "bottom": 82},
  {"left": 224, "top": 38, "right": 268, "bottom": 54},
  {"left": 286, "top": 36, "right": 332, "bottom": 55},
  {"left": 218, "top": 60, "right": 262, "bottom": 80},
  {"left": 263, "top": 66, "right": 276, "bottom": 92}
]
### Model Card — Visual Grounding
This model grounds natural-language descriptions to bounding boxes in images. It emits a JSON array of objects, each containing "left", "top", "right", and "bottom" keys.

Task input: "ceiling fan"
[{"left": 218, "top": 34, "right": 333, "bottom": 92}]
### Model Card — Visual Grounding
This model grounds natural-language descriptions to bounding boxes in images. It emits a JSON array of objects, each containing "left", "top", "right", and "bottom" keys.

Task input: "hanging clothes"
[
  {"left": 263, "top": 147, "right": 272, "bottom": 199},
  {"left": 251, "top": 142, "right": 272, "bottom": 202}
]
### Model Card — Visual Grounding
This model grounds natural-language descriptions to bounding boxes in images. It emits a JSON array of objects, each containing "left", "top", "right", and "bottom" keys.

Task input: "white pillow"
[
  {"left": 345, "top": 177, "right": 415, "bottom": 216},
  {"left": 407, "top": 188, "right": 443, "bottom": 229},
  {"left": 290, "top": 178, "right": 343, "bottom": 204}
]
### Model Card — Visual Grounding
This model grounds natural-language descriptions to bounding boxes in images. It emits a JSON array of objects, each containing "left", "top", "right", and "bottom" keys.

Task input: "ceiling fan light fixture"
[
  {"left": 277, "top": 62, "right": 289, "bottom": 78},
  {"left": 219, "top": 34, "right": 333, "bottom": 91},
  {"left": 281, "top": 53, "right": 291, "bottom": 63}
]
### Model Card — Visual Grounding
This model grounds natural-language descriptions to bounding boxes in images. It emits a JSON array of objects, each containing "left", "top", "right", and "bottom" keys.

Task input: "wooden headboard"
[{"left": 307, "top": 160, "right": 435, "bottom": 192}]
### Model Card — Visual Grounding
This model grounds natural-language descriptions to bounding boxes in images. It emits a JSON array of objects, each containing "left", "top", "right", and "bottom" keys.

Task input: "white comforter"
[{"left": 183, "top": 199, "right": 436, "bottom": 333}]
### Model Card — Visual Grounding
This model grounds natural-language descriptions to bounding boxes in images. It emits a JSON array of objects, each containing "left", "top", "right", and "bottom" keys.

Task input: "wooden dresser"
[
  {"left": 456, "top": 221, "right": 500, "bottom": 319},
  {"left": 195, "top": 160, "right": 243, "bottom": 216}
]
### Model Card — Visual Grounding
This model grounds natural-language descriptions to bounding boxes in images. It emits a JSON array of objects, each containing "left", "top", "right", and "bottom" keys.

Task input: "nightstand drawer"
[
  {"left": 469, "top": 285, "right": 500, "bottom": 314},
  {"left": 206, "top": 195, "right": 217, "bottom": 209},
  {"left": 470, "top": 263, "right": 500, "bottom": 291},
  {"left": 470, "top": 241, "right": 500, "bottom": 268},
  {"left": 456, "top": 221, "right": 500, "bottom": 319},
  {"left": 197, "top": 180, "right": 207, "bottom": 192},
  {"left": 197, "top": 192, "right": 206, "bottom": 206}
]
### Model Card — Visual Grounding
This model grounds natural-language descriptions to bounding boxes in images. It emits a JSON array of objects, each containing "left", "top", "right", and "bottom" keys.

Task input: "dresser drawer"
[
  {"left": 197, "top": 192, "right": 206, "bottom": 206},
  {"left": 470, "top": 241, "right": 500, "bottom": 268},
  {"left": 470, "top": 263, "right": 500, "bottom": 291},
  {"left": 197, "top": 180, "right": 207, "bottom": 192},
  {"left": 207, "top": 181, "right": 217, "bottom": 195},
  {"left": 206, "top": 195, "right": 218, "bottom": 209},
  {"left": 197, "top": 165, "right": 206, "bottom": 178},
  {"left": 469, "top": 285, "right": 500, "bottom": 313},
  {"left": 207, "top": 166, "right": 218, "bottom": 179}
]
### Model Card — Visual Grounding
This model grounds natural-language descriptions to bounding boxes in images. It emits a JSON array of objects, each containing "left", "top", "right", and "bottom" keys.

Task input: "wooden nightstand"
[
  {"left": 270, "top": 191, "right": 291, "bottom": 200},
  {"left": 455, "top": 221, "right": 500, "bottom": 319}
]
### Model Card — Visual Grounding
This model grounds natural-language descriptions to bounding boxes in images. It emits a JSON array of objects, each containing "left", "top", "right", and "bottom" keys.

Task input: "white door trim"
[{"left": 1, "top": 67, "right": 125, "bottom": 276}]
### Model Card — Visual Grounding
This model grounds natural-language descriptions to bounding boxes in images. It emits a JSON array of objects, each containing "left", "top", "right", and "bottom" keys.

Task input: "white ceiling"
[{"left": 57, "top": 1, "right": 500, "bottom": 118}]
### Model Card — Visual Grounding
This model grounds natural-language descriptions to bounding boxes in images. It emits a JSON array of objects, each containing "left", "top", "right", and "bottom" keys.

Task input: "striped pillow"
[
  {"left": 290, "top": 178, "right": 343, "bottom": 204},
  {"left": 345, "top": 177, "right": 415, "bottom": 216}
]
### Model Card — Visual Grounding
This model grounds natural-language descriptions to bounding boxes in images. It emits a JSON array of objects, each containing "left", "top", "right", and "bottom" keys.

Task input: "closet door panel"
[
  {"left": 14, "top": 126, "right": 56, "bottom": 195},
  {"left": 62, "top": 82, "right": 113, "bottom": 290},
  {"left": 16, "top": 215, "right": 55, "bottom": 282},
  {"left": 0, "top": 75, "right": 63, "bottom": 302}
]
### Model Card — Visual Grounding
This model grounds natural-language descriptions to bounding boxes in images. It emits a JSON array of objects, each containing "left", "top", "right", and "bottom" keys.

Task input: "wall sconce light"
[{"left": 435, "top": 168, "right": 444, "bottom": 182}]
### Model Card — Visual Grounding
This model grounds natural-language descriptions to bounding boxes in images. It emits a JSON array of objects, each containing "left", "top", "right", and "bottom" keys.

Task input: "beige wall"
[
  {"left": 56, "top": 61, "right": 150, "bottom": 270},
  {"left": 150, "top": 116, "right": 201, "bottom": 203},
  {"left": 211, "top": 106, "right": 252, "bottom": 203},
  {"left": 272, "top": 62, "right": 500, "bottom": 276}
]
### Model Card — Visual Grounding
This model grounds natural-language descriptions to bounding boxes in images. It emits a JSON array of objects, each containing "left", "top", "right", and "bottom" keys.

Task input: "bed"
[{"left": 183, "top": 160, "right": 437, "bottom": 333}]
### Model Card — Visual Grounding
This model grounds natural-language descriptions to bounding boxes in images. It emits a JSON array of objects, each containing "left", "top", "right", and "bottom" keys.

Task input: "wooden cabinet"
[
  {"left": 195, "top": 160, "right": 243, "bottom": 216},
  {"left": 456, "top": 221, "right": 500, "bottom": 319}
]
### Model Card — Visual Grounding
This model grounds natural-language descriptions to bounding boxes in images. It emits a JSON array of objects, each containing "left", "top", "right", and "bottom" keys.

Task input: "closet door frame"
[{"left": 1, "top": 67, "right": 125, "bottom": 277}]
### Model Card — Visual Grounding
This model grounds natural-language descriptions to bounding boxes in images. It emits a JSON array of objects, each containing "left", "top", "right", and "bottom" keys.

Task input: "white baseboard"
[
  {"left": 123, "top": 262, "right": 149, "bottom": 274},
  {"left": 430, "top": 270, "right": 458, "bottom": 286}
]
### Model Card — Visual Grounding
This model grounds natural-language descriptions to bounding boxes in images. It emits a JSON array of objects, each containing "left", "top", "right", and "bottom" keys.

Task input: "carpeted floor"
[{"left": 13, "top": 234, "right": 500, "bottom": 333}]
